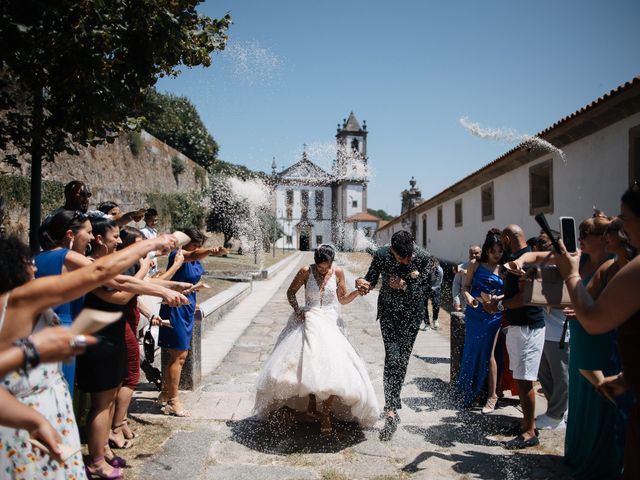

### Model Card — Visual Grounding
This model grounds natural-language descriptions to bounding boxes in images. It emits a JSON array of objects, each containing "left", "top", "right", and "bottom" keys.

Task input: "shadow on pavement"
[
  {"left": 414, "top": 355, "right": 450, "bottom": 365},
  {"left": 401, "top": 449, "right": 569, "bottom": 479},
  {"left": 227, "top": 409, "right": 367, "bottom": 454}
]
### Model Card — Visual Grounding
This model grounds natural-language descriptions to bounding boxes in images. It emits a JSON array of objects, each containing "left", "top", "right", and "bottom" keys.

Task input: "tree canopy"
[
  {"left": 0, "top": 0, "right": 231, "bottom": 248},
  {"left": 140, "top": 89, "right": 219, "bottom": 170}
]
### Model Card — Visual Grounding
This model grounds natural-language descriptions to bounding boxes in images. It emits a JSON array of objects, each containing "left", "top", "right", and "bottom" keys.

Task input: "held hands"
[
  {"left": 30, "top": 326, "right": 97, "bottom": 363},
  {"left": 355, "top": 278, "right": 371, "bottom": 295},
  {"left": 294, "top": 308, "right": 306, "bottom": 321}
]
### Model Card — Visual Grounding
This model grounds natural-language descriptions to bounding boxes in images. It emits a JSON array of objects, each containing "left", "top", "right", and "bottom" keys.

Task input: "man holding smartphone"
[{"left": 485, "top": 224, "right": 545, "bottom": 449}]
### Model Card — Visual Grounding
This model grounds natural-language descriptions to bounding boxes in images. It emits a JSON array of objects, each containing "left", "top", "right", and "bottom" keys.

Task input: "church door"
[{"left": 299, "top": 231, "right": 310, "bottom": 251}]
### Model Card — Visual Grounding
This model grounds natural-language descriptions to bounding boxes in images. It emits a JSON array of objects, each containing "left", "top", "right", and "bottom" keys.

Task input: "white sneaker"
[
  {"left": 536, "top": 414, "right": 566, "bottom": 430},
  {"left": 432, "top": 319, "right": 440, "bottom": 330}
]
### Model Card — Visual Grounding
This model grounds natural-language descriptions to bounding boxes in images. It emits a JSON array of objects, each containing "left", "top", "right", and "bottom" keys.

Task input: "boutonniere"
[{"left": 409, "top": 270, "right": 420, "bottom": 280}]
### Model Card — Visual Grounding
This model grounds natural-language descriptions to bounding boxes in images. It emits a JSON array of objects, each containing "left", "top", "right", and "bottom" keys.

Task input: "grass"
[
  {"left": 320, "top": 469, "right": 350, "bottom": 480},
  {"left": 199, "top": 250, "right": 294, "bottom": 272}
]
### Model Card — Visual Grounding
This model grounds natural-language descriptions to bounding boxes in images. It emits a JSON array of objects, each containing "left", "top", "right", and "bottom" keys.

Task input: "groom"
[{"left": 356, "top": 230, "right": 436, "bottom": 440}]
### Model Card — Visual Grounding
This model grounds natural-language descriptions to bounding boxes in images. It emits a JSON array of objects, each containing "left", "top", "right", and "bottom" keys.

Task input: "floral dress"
[{"left": 0, "top": 294, "right": 87, "bottom": 479}]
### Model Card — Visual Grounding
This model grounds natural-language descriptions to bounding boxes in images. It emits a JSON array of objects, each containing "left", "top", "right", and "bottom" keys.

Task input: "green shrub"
[
  {"left": 0, "top": 174, "right": 64, "bottom": 213},
  {"left": 194, "top": 165, "right": 206, "bottom": 186},
  {"left": 129, "top": 131, "right": 144, "bottom": 156},
  {"left": 171, "top": 155, "right": 185, "bottom": 177}
]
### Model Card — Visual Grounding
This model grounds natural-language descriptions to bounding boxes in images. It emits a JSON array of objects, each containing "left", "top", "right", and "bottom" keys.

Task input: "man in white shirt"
[{"left": 140, "top": 208, "right": 159, "bottom": 276}]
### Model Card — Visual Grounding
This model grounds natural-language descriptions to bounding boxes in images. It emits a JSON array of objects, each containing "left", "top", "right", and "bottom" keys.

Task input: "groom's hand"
[
  {"left": 388, "top": 275, "right": 407, "bottom": 290},
  {"left": 356, "top": 278, "right": 371, "bottom": 295}
]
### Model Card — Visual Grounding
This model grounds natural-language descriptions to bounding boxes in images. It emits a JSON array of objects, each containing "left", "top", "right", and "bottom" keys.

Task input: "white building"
[
  {"left": 273, "top": 112, "right": 384, "bottom": 251},
  {"left": 376, "top": 76, "right": 640, "bottom": 263}
]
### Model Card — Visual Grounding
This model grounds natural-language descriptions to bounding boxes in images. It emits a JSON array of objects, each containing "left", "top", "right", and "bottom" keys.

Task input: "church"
[{"left": 272, "top": 112, "right": 382, "bottom": 251}]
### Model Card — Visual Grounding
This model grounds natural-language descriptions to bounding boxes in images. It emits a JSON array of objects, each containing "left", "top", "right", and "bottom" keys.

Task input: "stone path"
[{"left": 136, "top": 253, "right": 569, "bottom": 480}]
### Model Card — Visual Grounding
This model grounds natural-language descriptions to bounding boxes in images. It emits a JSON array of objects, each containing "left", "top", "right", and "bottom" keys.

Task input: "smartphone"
[{"left": 560, "top": 216, "right": 577, "bottom": 253}]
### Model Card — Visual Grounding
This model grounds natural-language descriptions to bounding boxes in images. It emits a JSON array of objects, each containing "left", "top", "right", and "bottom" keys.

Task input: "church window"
[
  {"left": 352, "top": 200, "right": 358, "bottom": 208},
  {"left": 351, "top": 138, "right": 359, "bottom": 152},
  {"left": 286, "top": 190, "right": 293, "bottom": 205},
  {"left": 364, "top": 227, "right": 372, "bottom": 237},
  {"left": 481, "top": 182, "right": 495, "bottom": 222},
  {"left": 437, "top": 206, "right": 443, "bottom": 230},
  {"left": 286, "top": 207, "right": 292, "bottom": 219},
  {"left": 315, "top": 191, "right": 324, "bottom": 220},
  {"left": 421, "top": 214, "right": 427, "bottom": 247},
  {"left": 529, "top": 159, "right": 553, "bottom": 215},
  {"left": 316, "top": 235, "right": 323, "bottom": 245},
  {"left": 286, "top": 235, "right": 293, "bottom": 244},
  {"left": 455, "top": 199, "right": 463, "bottom": 227},
  {"left": 301, "top": 190, "right": 309, "bottom": 219}
]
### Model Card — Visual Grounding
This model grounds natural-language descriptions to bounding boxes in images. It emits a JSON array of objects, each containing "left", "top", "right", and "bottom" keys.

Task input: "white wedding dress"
[{"left": 253, "top": 266, "right": 380, "bottom": 427}]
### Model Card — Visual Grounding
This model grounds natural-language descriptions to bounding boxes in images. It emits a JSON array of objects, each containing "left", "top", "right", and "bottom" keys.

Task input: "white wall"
[
  {"left": 345, "top": 184, "right": 364, "bottom": 217},
  {"left": 377, "top": 113, "right": 640, "bottom": 263},
  {"left": 274, "top": 184, "right": 333, "bottom": 249}
]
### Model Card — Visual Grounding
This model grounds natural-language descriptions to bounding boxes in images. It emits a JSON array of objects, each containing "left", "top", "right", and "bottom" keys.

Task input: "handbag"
[
  {"left": 520, "top": 264, "right": 572, "bottom": 308},
  {"left": 140, "top": 324, "right": 163, "bottom": 391}
]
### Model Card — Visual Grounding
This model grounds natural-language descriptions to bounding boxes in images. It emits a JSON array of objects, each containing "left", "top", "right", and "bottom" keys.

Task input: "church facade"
[{"left": 273, "top": 112, "right": 380, "bottom": 251}]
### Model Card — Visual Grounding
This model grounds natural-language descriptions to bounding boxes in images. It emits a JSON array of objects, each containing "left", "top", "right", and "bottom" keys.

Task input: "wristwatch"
[{"left": 497, "top": 300, "right": 506, "bottom": 312}]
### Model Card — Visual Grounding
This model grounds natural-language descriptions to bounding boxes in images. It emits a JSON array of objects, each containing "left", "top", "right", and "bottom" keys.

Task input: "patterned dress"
[{"left": 0, "top": 295, "right": 87, "bottom": 479}]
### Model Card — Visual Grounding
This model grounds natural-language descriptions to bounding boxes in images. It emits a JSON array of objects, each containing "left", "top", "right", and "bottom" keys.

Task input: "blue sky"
[{"left": 156, "top": 0, "right": 640, "bottom": 215}]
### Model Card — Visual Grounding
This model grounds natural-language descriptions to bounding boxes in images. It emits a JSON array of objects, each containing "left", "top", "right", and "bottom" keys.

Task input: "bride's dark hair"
[{"left": 314, "top": 244, "right": 335, "bottom": 264}]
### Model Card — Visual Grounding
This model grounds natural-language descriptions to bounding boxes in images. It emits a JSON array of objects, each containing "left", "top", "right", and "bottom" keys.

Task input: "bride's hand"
[{"left": 295, "top": 308, "right": 306, "bottom": 321}]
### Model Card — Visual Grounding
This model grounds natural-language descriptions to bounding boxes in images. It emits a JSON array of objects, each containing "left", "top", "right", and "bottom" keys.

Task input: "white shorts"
[{"left": 506, "top": 325, "right": 545, "bottom": 381}]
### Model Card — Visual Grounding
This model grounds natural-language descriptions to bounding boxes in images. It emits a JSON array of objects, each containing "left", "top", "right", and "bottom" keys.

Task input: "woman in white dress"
[{"left": 254, "top": 245, "right": 380, "bottom": 435}]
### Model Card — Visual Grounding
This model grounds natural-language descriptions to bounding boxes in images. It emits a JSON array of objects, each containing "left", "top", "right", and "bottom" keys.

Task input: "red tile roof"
[{"left": 345, "top": 211, "right": 384, "bottom": 222}]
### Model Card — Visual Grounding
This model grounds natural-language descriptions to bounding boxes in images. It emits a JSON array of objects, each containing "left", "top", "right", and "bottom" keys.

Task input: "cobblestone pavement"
[{"left": 136, "top": 253, "right": 569, "bottom": 480}]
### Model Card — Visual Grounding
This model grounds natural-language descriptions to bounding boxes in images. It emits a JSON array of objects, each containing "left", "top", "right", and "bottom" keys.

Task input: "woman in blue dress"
[
  {"left": 158, "top": 229, "right": 226, "bottom": 416},
  {"left": 456, "top": 231, "right": 505, "bottom": 411},
  {"left": 34, "top": 209, "right": 94, "bottom": 395}
]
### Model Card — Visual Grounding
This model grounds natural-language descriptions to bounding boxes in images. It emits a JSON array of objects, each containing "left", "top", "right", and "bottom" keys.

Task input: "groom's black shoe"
[{"left": 379, "top": 413, "right": 400, "bottom": 441}]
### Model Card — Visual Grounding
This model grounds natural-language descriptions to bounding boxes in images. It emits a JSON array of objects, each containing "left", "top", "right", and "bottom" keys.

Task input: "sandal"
[
  {"left": 163, "top": 398, "right": 191, "bottom": 417},
  {"left": 482, "top": 396, "right": 498, "bottom": 414},
  {"left": 102, "top": 447, "right": 127, "bottom": 468},
  {"left": 109, "top": 425, "right": 133, "bottom": 449},
  {"left": 85, "top": 456, "right": 124, "bottom": 479},
  {"left": 121, "top": 419, "right": 138, "bottom": 440}
]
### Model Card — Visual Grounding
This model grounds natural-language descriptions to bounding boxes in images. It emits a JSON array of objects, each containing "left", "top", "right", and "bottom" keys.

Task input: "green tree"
[
  {"left": 0, "top": 1, "right": 231, "bottom": 249},
  {"left": 141, "top": 89, "right": 219, "bottom": 170},
  {"left": 206, "top": 175, "right": 248, "bottom": 246},
  {"left": 368, "top": 208, "right": 395, "bottom": 221},
  {"left": 258, "top": 209, "right": 283, "bottom": 251}
]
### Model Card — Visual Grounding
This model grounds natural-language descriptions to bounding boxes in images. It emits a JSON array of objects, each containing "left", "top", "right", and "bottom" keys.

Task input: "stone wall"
[{"left": 1, "top": 130, "right": 208, "bottom": 236}]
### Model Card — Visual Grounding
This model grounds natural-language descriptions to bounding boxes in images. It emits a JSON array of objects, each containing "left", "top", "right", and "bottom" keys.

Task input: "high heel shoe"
[
  {"left": 163, "top": 398, "right": 191, "bottom": 417},
  {"left": 85, "top": 456, "right": 124, "bottom": 479},
  {"left": 482, "top": 396, "right": 498, "bottom": 414}
]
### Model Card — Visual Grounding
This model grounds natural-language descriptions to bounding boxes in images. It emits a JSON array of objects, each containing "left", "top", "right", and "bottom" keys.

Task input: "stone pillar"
[
  {"left": 161, "top": 308, "right": 202, "bottom": 390},
  {"left": 449, "top": 311, "right": 465, "bottom": 384}
]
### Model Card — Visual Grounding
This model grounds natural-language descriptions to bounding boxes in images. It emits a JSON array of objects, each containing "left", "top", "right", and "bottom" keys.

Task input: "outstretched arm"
[
  {"left": 335, "top": 267, "right": 361, "bottom": 305},
  {"left": 4, "top": 235, "right": 175, "bottom": 342}
]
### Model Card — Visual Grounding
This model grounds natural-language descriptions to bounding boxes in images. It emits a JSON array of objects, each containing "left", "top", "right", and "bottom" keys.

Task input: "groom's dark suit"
[{"left": 364, "top": 245, "right": 436, "bottom": 411}]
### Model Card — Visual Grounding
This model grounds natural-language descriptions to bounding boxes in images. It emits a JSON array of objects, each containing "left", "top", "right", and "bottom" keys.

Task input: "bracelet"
[
  {"left": 565, "top": 273, "right": 581, "bottom": 283},
  {"left": 13, "top": 337, "right": 40, "bottom": 373}
]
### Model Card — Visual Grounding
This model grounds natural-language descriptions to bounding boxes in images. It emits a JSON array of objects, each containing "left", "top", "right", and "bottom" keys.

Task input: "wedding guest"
[
  {"left": 97, "top": 201, "right": 146, "bottom": 227},
  {"left": 158, "top": 229, "right": 226, "bottom": 417},
  {"left": 0, "top": 234, "right": 172, "bottom": 479},
  {"left": 456, "top": 231, "right": 504, "bottom": 411},
  {"left": 535, "top": 234, "right": 570, "bottom": 431},
  {"left": 76, "top": 217, "right": 176, "bottom": 476},
  {"left": 486, "top": 225, "right": 545, "bottom": 449},
  {"left": 452, "top": 245, "right": 481, "bottom": 312},
  {"left": 423, "top": 261, "right": 443, "bottom": 330},
  {"left": 556, "top": 189, "right": 640, "bottom": 479},
  {"left": 34, "top": 209, "right": 94, "bottom": 394},
  {"left": 140, "top": 208, "right": 159, "bottom": 276}
]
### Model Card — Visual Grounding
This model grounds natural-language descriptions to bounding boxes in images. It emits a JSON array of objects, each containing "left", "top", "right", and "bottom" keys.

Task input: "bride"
[{"left": 254, "top": 244, "right": 380, "bottom": 434}]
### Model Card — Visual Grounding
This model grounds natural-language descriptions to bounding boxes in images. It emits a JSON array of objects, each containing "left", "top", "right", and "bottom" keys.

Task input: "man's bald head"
[{"left": 502, "top": 224, "right": 527, "bottom": 253}]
